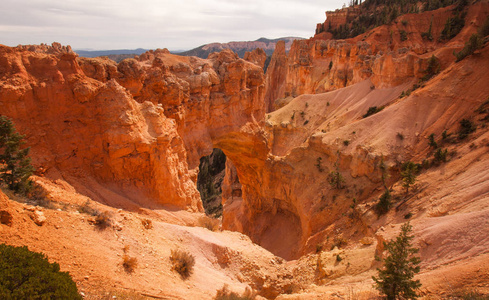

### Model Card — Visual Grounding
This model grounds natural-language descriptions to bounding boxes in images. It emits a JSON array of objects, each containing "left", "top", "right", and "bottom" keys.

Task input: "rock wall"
[{"left": 0, "top": 44, "right": 265, "bottom": 212}]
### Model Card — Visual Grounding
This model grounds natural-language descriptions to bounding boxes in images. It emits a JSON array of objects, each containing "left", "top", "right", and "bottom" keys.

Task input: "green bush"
[
  {"left": 458, "top": 119, "right": 476, "bottom": 140},
  {"left": 363, "top": 106, "right": 385, "bottom": 118},
  {"left": 455, "top": 34, "right": 484, "bottom": 61},
  {"left": 0, "top": 116, "right": 35, "bottom": 195},
  {"left": 0, "top": 244, "right": 81, "bottom": 299},
  {"left": 375, "top": 190, "right": 392, "bottom": 216},
  {"left": 373, "top": 222, "right": 421, "bottom": 299}
]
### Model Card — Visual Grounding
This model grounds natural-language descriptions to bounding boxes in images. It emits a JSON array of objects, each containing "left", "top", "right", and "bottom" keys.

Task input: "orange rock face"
[{"left": 0, "top": 44, "right": 265, "bottom": 212}]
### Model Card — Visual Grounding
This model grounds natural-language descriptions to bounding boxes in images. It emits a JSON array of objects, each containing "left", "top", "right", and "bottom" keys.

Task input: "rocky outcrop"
[
  {"left": 0, "top": 43, "right": 265, "bottom": 212},
  {"left": 244, "top": 48, "right": 267, "bottom": 69},
  {"left": 315, "top": 7, "right": 362, "bottom": 35}
]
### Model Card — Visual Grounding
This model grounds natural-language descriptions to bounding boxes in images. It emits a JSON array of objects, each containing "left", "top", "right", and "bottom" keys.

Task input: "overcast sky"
[{"left": 1, "top": 0, "right": 346, "bottom": 51}]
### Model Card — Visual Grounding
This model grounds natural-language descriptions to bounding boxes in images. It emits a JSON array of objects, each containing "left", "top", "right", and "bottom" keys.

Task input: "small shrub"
[
  {"left": 95, "top": 211, "right": 112, "bottom": 230},
  {"left": 316, "top": 244, "right": 323, "bottom": 253},
  {"left": 331, "top": 237, "right": 348, "bottom": 250},
  {"left": 315, "top": 157, "right": 324, "bottom": 172},
  {"left": 402, "top": 20, "right": 408, "bottom": 26},
  {"left": 404, "top": 212, "right": 413, "bottom": 219},
  {"left": 328, "top": 163, "right": 345, "bottom": 190},
  {"left": 170, "top": 249, "right": 195, "bottom": 279},
  {"left": 433, "top": 148, "right": 448, "bottom": 165},
  {"left": 399, "top": 30, "right": 408, "bottom": 41},
  {"left": 401, "top": 162, "right": 418, "bottom": 195},
  {"left": 198, "top": 216, "right": 219, "bottom": 231},
  {"left": 397, "top": 132, "right": 405, "bottom": 140},
  {"left": 428, "top": 133, "right": 438, "bottom": 148},
  {"left": 122, "top": 255, "right": 138, "bottom": 273},
  {"left": 458, "top": 119, "right": 476, "bottom": 140},
  {"left": 375, "top": 190, "right": 392, "bottom": 216},
  {"left": 300, "top": 111, "right": 305, "bottom": 119},
  {"left": 343, "top": 140, "right": 350, "bottom": 146},
  {"left": 451, "top": 289, "right": 489, "bottom": 300},
  {"left": 336, "top": 254, "right": 343, "bottom": 262},
  {"left": 141, "top": 218, "right": 153, "bottom": 229},
  {"left": 363, "top": 106, "right": 385, "bottom": 118},
  {"left": 78, "top": 200, "right": 100, "bottom": 216},
  {"left": 215, "top": 285, "right": 255, "bottom": 300},
  {"left": 0, "top": 244, "right": 82, "bottom": 299},
  {"left": 421, "top": 55, "right": 440, "bottom": 82},
  {"left": 442, "top": 130, "right": 448, "bottom": 140},
  {"left": 455, "top": 34, "right": 483, "bottom": 61}
]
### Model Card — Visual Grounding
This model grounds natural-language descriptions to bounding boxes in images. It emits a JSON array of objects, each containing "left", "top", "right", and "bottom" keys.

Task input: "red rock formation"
[
  {"left": 0, "top": 43, "right": 265, "bottom": 212},
  {"left": 244, "top": 48, "right": 267, "bottom": 69},
  {"left": 316, "top": 7, "right": 362, "bottom": 35}
]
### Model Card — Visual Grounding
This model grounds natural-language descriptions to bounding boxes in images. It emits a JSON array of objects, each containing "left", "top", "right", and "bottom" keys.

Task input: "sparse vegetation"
[
  {"left": 141, "top": 218, "right": 153, "bottom": 229},
  {"left": 170, "top": 249, "right": 195, "bottom": 279},
  {"left": 198, "top": 215, "right": 220, "bottom": 231},
  {"left": 401, "top": 162, "right": 418, "bottom": 195},
  {"left": 0, "top": 244, "right": 82, "bottom": 299},
  {"left": 428, "top": 133, "right": 438, "bottom": 148},
  {"left": 440, "top": 10, "right": 466, "bottom": 41},
  {"left": 373, "top": 222, "right": 421, "bottom": 299},
  {"left": 400, "top": 29, "right": 408, "bottom": 41},
  {"left": 215, "top": 285, "right": 255, "bottom": 300},
  {"left": 122, "top": 255, "right": 138, "bottom": 273},
  {"left": 331, "top": 236, "right": 348, "bottom": 250},
  {"left": 0, "top": 115, "right": 35, "bottom": 195},
  {"left": 95, "top": 211, "right": 112, "bottom": 230},
  {"left": 433, "top": 148, "right": 448, "bottom": 165},
  {"left": 454, "top": 33, "right": 484, "bottom": 61},
  {"left": 363, "top": 106, "right": 385, "bottom": 118},
  {"left": 421, "top": 55, "right": 441, "bottom": 82},
  {"left": 458, "top": 118, "right": 476, "bottom": 140},
  {"left": 375, "top": 190, "right": 392, "bottom": 216},
  {"left": 397, "top": 132, "right": 405, "bottom": 140},
  {"left": 343, "top": 140, "right": 350, "bottom": 146},
  {"left": 421, "top": 18, "right": 433, "bottom": 41},
  {"left": 78, "top": 200, "right": 100, "bottom": 216},
  {"left": 328, "top": 162, "right": 345, "bottom": 190},
  {"left": 315, "top": 157, "right": 324, "bottom": 172}
]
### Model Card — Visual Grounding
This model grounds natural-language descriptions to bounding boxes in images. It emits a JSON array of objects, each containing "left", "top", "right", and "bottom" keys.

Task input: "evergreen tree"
[
  {"left": 400, "top": 161, "right": 417, "bottom": 194},
  {"left": 0, "top": 116, "right": 34, "bottom": 194},
  {"left": 0, "top": 244, "right": 82, "bottom": 299},
  {"left": 373, "top": 222, "right": 421, "bottom": 299}
]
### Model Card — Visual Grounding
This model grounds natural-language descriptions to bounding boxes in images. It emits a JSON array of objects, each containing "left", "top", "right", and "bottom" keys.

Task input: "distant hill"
[
  {"left": 74, "top": 48, "right": 148, "bottom": 62},
  {"left": 176, "top": 37, "right": 304, "bottom": 59}
]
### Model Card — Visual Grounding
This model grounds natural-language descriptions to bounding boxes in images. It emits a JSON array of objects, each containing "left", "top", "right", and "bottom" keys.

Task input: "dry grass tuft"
[
  {"left": 170, "top": 249, "right": 195, "bottom": 279},
  {"left": 95, "top": 211, "right": 112, "bottom": 230},
  {"left": 215, "top": 284, "right": 255, "bottom": 300},
  {"left": 141, "top": 218, "right": 153, "bottom": 229},
  {"left": 122, "top": 255, "right": 138, "bottom": 274},
  {"left": 198, "top": 216, "right": 220, "bottom": 231}
]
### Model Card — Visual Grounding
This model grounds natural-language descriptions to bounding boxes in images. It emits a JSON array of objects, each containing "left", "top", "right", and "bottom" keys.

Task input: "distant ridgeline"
[
  {"left": 176, "top": 37, "right": 303, "bottom": 59},
  {"left": 74, "top": 48, "right": 148, "bottom": 62},
  {"left": 316, "top": 0, "right": 469, "bottom": 39}
]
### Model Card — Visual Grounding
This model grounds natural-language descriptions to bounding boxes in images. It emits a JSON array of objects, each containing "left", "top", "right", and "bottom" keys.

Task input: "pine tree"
[
  {"left": 0, "top": 116, "right": 34, "bottom": 194},
  {"left": 400, "top": 161, "right": 417, "bottom": 195},
  {"left": 373, "top": 222, "right": 421, "bottom": 299}
]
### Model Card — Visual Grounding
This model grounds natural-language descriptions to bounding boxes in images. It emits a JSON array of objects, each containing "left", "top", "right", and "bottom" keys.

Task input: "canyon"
[{"left": 1, "top": 1, "right": 489, "bottom": 299}]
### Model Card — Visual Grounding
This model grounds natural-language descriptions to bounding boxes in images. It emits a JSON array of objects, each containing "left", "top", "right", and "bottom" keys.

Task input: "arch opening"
[{"left": 197, "top": 148, "right": 227, "bottom": 217}]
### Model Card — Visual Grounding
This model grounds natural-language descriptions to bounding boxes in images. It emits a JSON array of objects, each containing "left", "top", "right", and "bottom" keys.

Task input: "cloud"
[{"left": 0, "top": 0, "right": 345, "bottom": 50}]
